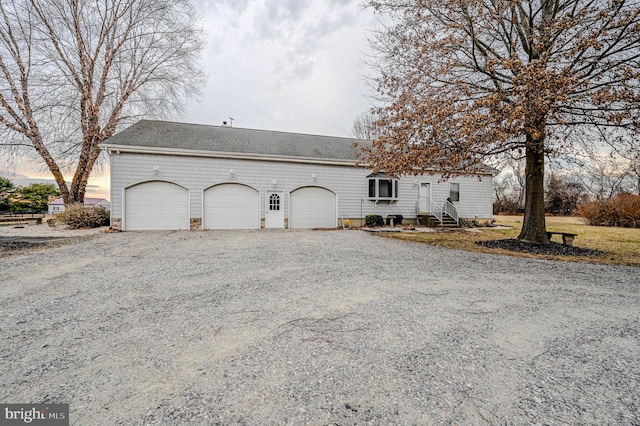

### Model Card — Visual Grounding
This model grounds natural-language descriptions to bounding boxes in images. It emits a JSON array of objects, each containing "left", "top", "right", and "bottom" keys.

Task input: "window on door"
[{"left": 269, "top": 193, "right": 280, "bottom": 211}]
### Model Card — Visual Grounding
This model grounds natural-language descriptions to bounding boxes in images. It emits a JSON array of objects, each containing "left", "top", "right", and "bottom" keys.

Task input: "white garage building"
[{"left": 102, "top": 120, "right": 495, "bottom": 231}]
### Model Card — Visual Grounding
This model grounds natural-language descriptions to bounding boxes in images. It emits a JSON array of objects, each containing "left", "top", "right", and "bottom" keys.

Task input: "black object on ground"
[{"left": 477, "top": 238, "right": 605, "bottom": 257}]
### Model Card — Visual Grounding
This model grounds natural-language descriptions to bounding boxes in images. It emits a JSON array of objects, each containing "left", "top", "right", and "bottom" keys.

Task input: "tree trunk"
[
  {"left": 68, "top": 141, "right": 102, "bottom": 205},
  {"left": 40, "top": 151, "right": 70, "bottom": 205},
  {"left": 518, "top": 134, "right": 548, "bottom": 243},
  {"left": 28, "top": 132, "right": 71, "bottom": 205}
]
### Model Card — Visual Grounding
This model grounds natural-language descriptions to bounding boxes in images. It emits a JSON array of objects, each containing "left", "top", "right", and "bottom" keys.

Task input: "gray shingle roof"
[{"left": 103, "top": 120, "right": 368, "bottom": 162}]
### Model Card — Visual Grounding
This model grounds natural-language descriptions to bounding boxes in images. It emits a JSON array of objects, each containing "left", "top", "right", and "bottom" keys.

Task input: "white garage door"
[
  {"left": 203, "top": 183, "right": 260, "bottom": 229},
  {"left": 289, "top": 186, "right": 337, "bottom": 229},
  {"left": 125, "top": 181, "right": 189, "bottom": 230}
]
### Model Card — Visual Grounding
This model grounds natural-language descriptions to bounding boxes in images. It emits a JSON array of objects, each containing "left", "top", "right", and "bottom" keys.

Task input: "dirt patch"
[
  {"left": 0, "top": 223, "right": 108, "bottom": 238},
  {"left": 477, "top": 238, "right": 606, "bottom": 257},
  {"left": 0, "top": 236, "right": 85, "bottom": 256},
  {"left": 0, "top": 240, "right": 46, "bottom": 251},
  {"left": 0, "top": 224, "right": 108, "bottom": 256}
]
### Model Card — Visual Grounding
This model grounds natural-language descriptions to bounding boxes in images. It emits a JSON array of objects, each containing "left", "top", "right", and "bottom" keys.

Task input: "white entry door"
[
  {"left": 265, "top": 190, "right": 285, "bottom": 228},
  {"left": 418, "top": 182, "right": 431, "bottom": 213}
]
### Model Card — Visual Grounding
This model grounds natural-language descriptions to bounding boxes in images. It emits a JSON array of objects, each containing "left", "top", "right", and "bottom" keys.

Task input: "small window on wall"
[
  {"left": 367, "top": 172, "right": 399, "bottom": 200},
  {"left": 449, "top": 183, "right": 460, "bottom": 202}
]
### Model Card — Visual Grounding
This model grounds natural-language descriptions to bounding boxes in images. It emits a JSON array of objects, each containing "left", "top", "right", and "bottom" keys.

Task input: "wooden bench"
[{"left": 547, "top": 231, "right": 577, "bottom": 246}]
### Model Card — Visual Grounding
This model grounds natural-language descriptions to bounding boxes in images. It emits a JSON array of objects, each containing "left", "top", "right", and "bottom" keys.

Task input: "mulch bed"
[{"left": 477, "top": 239, "right": 606, "bottom": 257}]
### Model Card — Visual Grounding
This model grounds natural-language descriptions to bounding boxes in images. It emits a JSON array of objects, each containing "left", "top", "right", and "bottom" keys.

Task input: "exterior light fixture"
[
  {"left": 312, "top": 173, "right": 317, "bottom": 181},
  {"left": 153, "top": 165, "right": 159, "bottom": 175},
  {"left": 229, "top": 169, "right": 235, "bottom": 176},
  {"left": 272, "top": 179, "right": 277, "bottom": 187}
]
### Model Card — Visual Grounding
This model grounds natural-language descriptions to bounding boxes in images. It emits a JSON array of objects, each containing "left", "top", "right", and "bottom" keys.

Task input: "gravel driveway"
[{"left": 1, "top": 229, "right": 639, "bottom": 425}]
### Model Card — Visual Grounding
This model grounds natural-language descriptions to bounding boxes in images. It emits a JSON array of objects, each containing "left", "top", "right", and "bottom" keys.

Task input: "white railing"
[
  {"left": 417, "top": 199, "right": 458, "bottom": 226},
  {"left": 444, "top": 200, "right": 459, "bottom": 225},
  {"left": 430, "top": 200, "right": 443, "bottom": 223}
]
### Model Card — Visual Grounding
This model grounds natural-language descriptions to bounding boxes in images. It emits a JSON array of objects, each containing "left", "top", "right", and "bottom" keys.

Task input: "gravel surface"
[{"left": 1, "top": 229, "right": 639, "bottom": 425}]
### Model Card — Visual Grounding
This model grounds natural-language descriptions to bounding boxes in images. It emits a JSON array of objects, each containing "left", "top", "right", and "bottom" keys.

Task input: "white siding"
[
  {"left": 445, "top": 176, "right": 494, "bottom": 219},
  {"left": 109, "top": 152, "right": 493, "bottom": 224}
]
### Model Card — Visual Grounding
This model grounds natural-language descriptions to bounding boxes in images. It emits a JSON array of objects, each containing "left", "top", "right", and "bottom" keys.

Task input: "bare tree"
[
  {"left": 351, "top": 111, "right": 380, "bottom": 140},
  {"left": 361, "top": 0, "right": 639, "bottom": 243},
  {"left": 0, "top": 0, "right": 205, "bottom": 204},
  {"left": 544, "top": 168, "right": 587, "bottom": 215},
  {"left": 573, "top": 151, "right": 635, "bottom": 200},
  {"left": 493, "top": 172, "right": 520, "bottom": 214},
  {"left": 507, "top": 156, "right": 527, "bottom": 208},
  {"left": 493, "top": 154, "right": 528, "bottom": 214},
  {"left": 628, "top": 149, "right": 640, "bottom": 195}
]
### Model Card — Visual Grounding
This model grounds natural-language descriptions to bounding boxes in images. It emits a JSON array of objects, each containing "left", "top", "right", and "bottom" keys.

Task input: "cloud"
[
  {"left": 196, "top": 0, "right": 365, "bottom": 81},
  {"left": 271, "top": 110, "right": 292, "bottom": 121},
  {"left": 261, "top": 0, "right": 307, "bottom": 35},
  {"left": 183, "top": 0, "right": 377, "bottom": 137},
  {"left": 193, "top": 0, "right": 250, "bottom": 15}
]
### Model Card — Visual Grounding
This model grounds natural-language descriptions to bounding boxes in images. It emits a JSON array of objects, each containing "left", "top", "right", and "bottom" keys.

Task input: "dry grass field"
[{"left": 383, "top": 215, "right": 640, "bottom": 267}]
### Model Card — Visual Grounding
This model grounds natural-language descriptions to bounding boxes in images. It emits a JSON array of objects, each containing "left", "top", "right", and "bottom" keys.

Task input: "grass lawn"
[{"left": 381, "top": 215, "right": 640, "bottom": 267}]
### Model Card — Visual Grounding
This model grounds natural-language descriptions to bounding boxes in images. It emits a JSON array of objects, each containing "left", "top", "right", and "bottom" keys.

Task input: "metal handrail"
[
  {"left": 430, "top": 200, "right": 443, "bottom": 223},
  {"left": 444, "top": 201, "right": 459, "bottom": 225}
]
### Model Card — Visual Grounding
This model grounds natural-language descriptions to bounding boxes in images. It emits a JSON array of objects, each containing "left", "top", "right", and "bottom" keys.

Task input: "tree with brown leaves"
[
  {"left": 361, "top": 0, "right": 640, "bottom": 243},
  {"left": 0, "top": 0, "right": 205, "bottom": 204}
]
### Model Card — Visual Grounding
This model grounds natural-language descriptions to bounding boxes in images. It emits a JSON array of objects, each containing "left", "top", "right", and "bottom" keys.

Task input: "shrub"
[
  {"left": 577, "top": 193, "right": 640, "bottom": 228},
  {"left": 58, "top": 204, "right": 110, "bottom": 229},
  {"left": 365, "top": 214, "right": 385, "bottom": 227},
  {"left": 460, "top": 218, "right": 495, "bottom": 227},
  {"left": 386, "top": 214, "right": 403, "bottom": 226},
  {"left": 10, "top": 183, "right": 60, "bottom": 212},
  {"left": 545, "top": 176, "right": 586, "bottom": 215},
  {"left": 459, "top": 218, "right": 477, "bottom": 227},
  {"left": 493, "top": 198, "right": 521, "bottom": 215}
]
